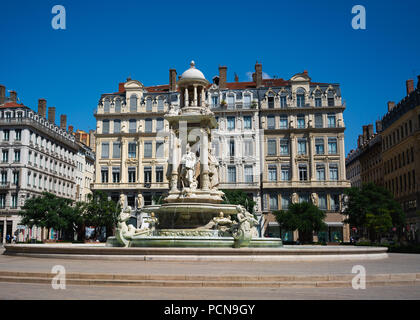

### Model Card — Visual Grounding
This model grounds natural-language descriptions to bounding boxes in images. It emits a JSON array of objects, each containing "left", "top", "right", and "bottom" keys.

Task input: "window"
[
  {"left": 268, "top": 165, "right": 277, "bottom": 182},
  {"left": 113, "top": 120, "right": 121, "bottom": 133},
  {"left": 244, "top": 165, "right": 253, "bottom": 183},
  {"left": 243, "top": 116, "right": 252, "bottom": 129},
  {"left": 128, "top": 167, "right": 136, "bottom": 183},
  {"left": 13, "top": 171, "right": 19, "bottom": 185},
  {"left": 328, "top": 138, "right": 337, "bottom": 154},
  {"left": 327, "top": 113, "right": 336, "bottom": 128},
  {"left": 145, "top": 119, "right": 152, "bottom": 133},
  {"left": 280, "top": 139, "right": 289, "bottom": 155},
  {"left": 157, "top": 97, "right": 164, "bottom": 111},
  {"left": 212, "top": 141, "right": 219, "bottom": 157},
  {"left": 267, "top": 115, "right": 275, "bottom": 129},
  {"left": 104, "top": 99, "right": 110, "bottom": 112},
  {"left": 269, "top": 194, "right": 278, "bottom": 210},
  {"left": 315, "top": 114, "right": 323, "bottom": 128},
  {"left": 128, "top": 142, "right": 137, "bottom": 158},
  {"left": 1, "top": 171, "right": 7, "bottom": 184},
  {"left": 229, "top": 140, "right": 235, "bottom": 157},
  {"left": 296, "top": 88, "right": 305, "bottom": 107},
  {"left": 212, "top": 95, "right": 219, "bottom": 107},
  {"left": 280, "top": 94, "right": 287, "bottom": 108},
  {"left": 318, "top": 194, "right": 327, "bottom": 210},
  {"left": 244, "top": 139, "right": 253, "bottom": 156},
  {"left": 102, "top": 120, "right": 110, "bottom": 134},
  {"left": 315, "top": 91, "right": 322, "bottom": 107},
  {"left": 156, "top": 166, "right": 164, "bottom": 183},
  {"left": 316, "top": 164, "right": 326, "bottom": 181},
  {"left": 299, "top": 193, "right": 309, "bottom": 203},
  {"left": 130, "top": 95, "right": 137, "bottom": 112},
  {"left": 281, "top": 165, "right": 290, "bottom": 181},
  {"left": 297, "top": 114, "right": 305, "bottom": 128},
  {"left": 327, "top": 91, "right": 335, "bottom": 106},
  {"left": 267, "top": 139, "right": 277, "bottom": 156},
  {"left": 3, "top": 130, "right": 10, "bottom": 141},
  {"left": 144, "top": 142, "right": 152, "bottom": 158},
  {"left": 11, "top": 194, "right": 18, "bottom": 209},
  {"left": 299, "top": 165, "right": 308, "bottom": 181},
  {"left": 298, "top": 139, "right": 307, "bottom": 155},
  {"left": 0, "top": 194, "right": 5, "bottom": 208},
  {"left": 14, "top": 150, "right": 20, "bottom": 162},
  {"left": 15, "top": 129, "right": 21, "bottom": 141},
  {"left": 129, "top": 119, "right": 136, "bottom": 133},
  {"left": 144, "top": 167, "right": 152, "bottom": 183},
  {"left": 227, "top": 95, "right": 234, "bottom": 108},
  {"left": 243, "top": 95, "right": 251, "bottom": 108},
  {"left": 279, "top": 115, "right": 288, "bottom": 129},
  {"left": 101, "top": 143, "right": 109, "bottom": 158},
  {"left": 281, "top": 194, "right": 290, "bottom": 210},
  {"left": 156, "top": 118, "right": 164, "bottom": 132},
  {"left": 227, "top": 117, "right": 235, "bottom": 130},
  {"left": 228, "top": 166, "right": 236, "bottom": 183},
  {"left": 268, "top": 96, "right": 274, "bottom": 108},
  {"left": 315, "top": 138, "right": 324, "bottom": 154},
  {"left": 112, "top": 167, "right": 120, "bottom": 183},
  {"left": 330, "top": 194, "right": 340, "bottom": 211},
  {"left": 115, "top": 99, "right": 121, "bottom": 113},
  {"left": 112, "top": 142, "right": 121, "bottom": 158},
  {"left": 156, "top": 141, "right": 164, "bottom": 158},
  {"left": 329, "top": 164, "right": 339, "bottom": 181}
]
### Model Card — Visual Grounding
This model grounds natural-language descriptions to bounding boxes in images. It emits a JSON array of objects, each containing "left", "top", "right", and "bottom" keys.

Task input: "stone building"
[
  {"left": 0, "top": 86, "right": 78, "bottom": 242},
  {"left": 93, "top": 61, "right": 351, "bottom": 243},
  {"left": 74, "top": 141, "right": 95, "bottom": 202},
  {"left": 381, "top": 77, "right": 420, "bottom": 240}
]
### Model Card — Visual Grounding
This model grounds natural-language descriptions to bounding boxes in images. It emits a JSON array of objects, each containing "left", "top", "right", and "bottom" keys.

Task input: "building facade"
[
  {"left": 0, "top": 86, "right": 78, "bottom": 242},
  {"left": 74, "top": 141, "right": 95, "bottom": 202},
  {"left": 93, "top": 62, "right": 351, "bottom": 243}
]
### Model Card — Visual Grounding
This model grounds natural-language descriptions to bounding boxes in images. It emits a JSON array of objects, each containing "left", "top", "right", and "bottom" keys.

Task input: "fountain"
[{"left": 106, "top": 61, "right": 282, "bottom": 248}]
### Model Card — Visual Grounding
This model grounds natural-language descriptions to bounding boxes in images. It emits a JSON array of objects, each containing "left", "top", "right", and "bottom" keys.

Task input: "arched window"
[
  {"left": 146, "top": 97, "right": 153, "bottom": 112},
  {"left": 280, "top": 91, "right": 287, "bottom": 108},
  {"left": 157, "top": 97, "right": 164, "bottom": 111},
  {"left": 104, "top": 99, "right": 110, "bottom": 113},
  {"left": 130, "top": 94, "right": 137, "bottom": 112},
  {"left": 115, "top": 99, "right": 121, "bottom": 113},
  {"left": 267, "top": 92, "right": 275, "bottom": 108},
  {"left": 327, "top": 90, "right": 335, "bottom": 106},
  {"left": 315, "top": 90, "right": 322, "bottom": 107},
  {"left": 296, "top": 88, "right": 305, "bottom": 107},
  {"left": 243, "top": 94, "right": 251, "bottom": 108}
]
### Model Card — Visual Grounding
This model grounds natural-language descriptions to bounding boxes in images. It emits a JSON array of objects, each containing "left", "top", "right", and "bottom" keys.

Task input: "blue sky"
[{"left": 1, "top": 0, "right": 419, "bottom": 154}]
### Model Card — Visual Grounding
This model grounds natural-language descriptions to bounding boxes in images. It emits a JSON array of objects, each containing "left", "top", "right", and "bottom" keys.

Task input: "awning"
[{"left": 325, "top": 222, "right": 344, "bottom": 227}]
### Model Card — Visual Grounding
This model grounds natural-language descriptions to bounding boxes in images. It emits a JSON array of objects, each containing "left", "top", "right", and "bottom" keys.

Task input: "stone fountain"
[{"left": 107, "top": 61, "right": 282, "bottom": 248}]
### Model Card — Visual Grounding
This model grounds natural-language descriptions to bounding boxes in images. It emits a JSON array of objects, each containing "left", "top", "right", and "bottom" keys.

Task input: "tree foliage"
[
  {"left": 343, "top": 183, "right": 405, "bottom": 241},
  {"left": 222, "top": 189, "right": 256, "bottom": 214},
  {"left": 274, "top": 202, "right": 327, "bottom": 244}
]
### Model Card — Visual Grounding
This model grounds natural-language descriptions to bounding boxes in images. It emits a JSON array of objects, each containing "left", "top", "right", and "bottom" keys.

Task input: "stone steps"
[{"left": 0, "top": 271, "right": 419, "bottom": 288}]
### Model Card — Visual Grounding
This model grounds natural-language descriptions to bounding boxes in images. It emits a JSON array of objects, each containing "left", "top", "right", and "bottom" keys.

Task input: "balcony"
[{"left": 0, "top": 182, "right": 10, "bottom": 188}]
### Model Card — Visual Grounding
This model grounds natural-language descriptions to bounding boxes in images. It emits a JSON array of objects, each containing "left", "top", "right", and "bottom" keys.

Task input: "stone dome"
[{"left": 180, "top": 61, "right": 206, "bottom": 80}]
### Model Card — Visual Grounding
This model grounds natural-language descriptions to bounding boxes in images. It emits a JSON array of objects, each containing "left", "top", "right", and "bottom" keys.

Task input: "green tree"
[
  {"left": 365, "top": 209, "right": 393, "bottom": 242},
  {"left": 79, "top": 191, "right": 120, "bottom": 241},
  {"left": 274, "top": 202, "right": 327, "bottom": 244},
  {"left": 222, "top": 190, "right": 256, "bottom": 215},
  {"left": 19, "top": 192, "right": 81, "bottom": 241},
  {"left": 343, "top": 183, "right": 405, "bottom": 241}
]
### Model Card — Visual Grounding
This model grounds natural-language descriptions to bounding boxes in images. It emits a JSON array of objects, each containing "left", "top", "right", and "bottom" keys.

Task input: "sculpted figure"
[
  {"left": 311, "top": 193, "right": 318, "bottom": 206},
  {"left": 208, "top": 148, "right": 219, "bottom": 189},
  {"left": 231, "top": 205, "right": 259, "bottom": 247},
  {"left": 119, "top": 194, "right": 125, "bottom": 208},
  {"left": 115, "top": 206, "right": 151, "bottom": 247},
  {"left": 144, "top": 212, "right": 159, "bottom": 235},
  {"left": 180, "top": 143, "right": 197, "bottom": 190},
  {"left": 137, "top": 193, "right": 144, "bottom": 208},
  {"left": 291, "top": 192, "right": 298, "bottom": 204}
]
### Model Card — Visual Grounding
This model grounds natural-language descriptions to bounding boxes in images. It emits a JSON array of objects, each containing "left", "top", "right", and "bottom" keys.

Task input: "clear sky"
[{"left": 1, "top": 0, "right": 419, "bottom": 154}]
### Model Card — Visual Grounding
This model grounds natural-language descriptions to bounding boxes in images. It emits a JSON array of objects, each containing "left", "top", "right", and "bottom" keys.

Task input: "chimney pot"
[
  {"left": 368, "top": 124, "right": 374, "bottom": 138},
  {"left": 406, "top": 79, "right": 414, "bottom": 95},
  {"left": 219, "top": 66, "right": 227, "bottom": 89},
  {"left": 60, "top": 114, "right": 67, "bottom": 130},
  {"left": 68, "top": 125, "right": 74, "bottom": 134},
  {"left": 387, "top": 101, "right": 395, "bottom": 112},
  {"left": 9, "top": 90, "right": 17, "bottom": 102},
  {"left": 48, "top": 107, "right": 56, "bottom": 124},
  {"left": 38, "top": 99, "right": 47, "bottom": 118},
  {"left": 0, "top": 85, "right": 5, "bottom": 105},
  {"left": 169, "top": 69, "right": 177, "bottom": 92},
  {"left": 255, "top": 62, "right": 262, "bottom": 88},
  {"left": 376, "top": 120, "right": 383, "bottom": 133}
]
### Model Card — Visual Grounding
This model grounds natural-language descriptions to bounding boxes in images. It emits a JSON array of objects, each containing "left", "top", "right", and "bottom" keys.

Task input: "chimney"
[
  {"left": 362, "top": 125, "right": 369, "bottom": 144},
  {"left": 357, "top": 135, "right": 363, "bottom": 148},
  {"left": 38, "top": 99, "right": 47, "bottom": 118},
  {"left": 169, "top": 69, "right": 177, "bottom": 92},
  {"left": 406, "top": 79, "right": 414, "bottom": 95},
  {"left": 255, "top": 62, "right": 262, "bottom": 88},
  {"left": 48, "top": 107, "right": 56, "bottom": 124},
  {"left": 387, "top": 101, "right": 395, "bottom": 112},
  {"left": 60, "top": 114, "right": 67, "bottom": 130},
  {"left": 234, "top": 73, "right": 239, "bottom": 82},
  {"left": 219, "top": 66, "right": 227, "bottom": 89},
  {"left": 368, "top": 124, "right": 374, "bottom": 138},
  {"left": 118, "top": 82, "right": 125, "bottom": 93},
  {"left": 68, "top": 125, "right": 74, "bottom": 134},
  {"left": 10, "top": 90, "right": 17, "bottom": 102},
  {"left": 0, "top": 85, "right": 5, "bottom": 105},
  {"left": 376, "top": 120, "right": 383, "bottom": 133}
]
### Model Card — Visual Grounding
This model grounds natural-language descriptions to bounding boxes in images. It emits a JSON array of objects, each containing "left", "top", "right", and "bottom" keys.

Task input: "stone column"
[
  {"left": 309, "top": 134, "right": 315, "bottom": 181},
  {"left": 338, "top": 134, "right": 346, "bottom": 180},
  {"left": 201, "top": 87, "right": 205, "bottom": 106},
  {"left": 184, "top": 88, "right": 189, "bottom": 107},
  {"left": 121, "top": 139, "right": 127, "bottom": 183},
  {"left": 193, "top": 85, "right": 197, "bottom": 106},
  {"left": 200, "top": 129, "right": 210, "bottom": 190},
  {"left": 290, "top": 134, "right": 297, "bottom": 181},
  {"left": 170, "top": 130, "right": 179, "bottom": 191}
]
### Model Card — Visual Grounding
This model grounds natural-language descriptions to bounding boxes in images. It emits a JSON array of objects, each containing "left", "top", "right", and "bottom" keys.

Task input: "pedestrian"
[
  {"left": 12, "top": 235, "right": 16, "bottom": 243},
  {"left": 6, "top": 234, "right": 10, "bottom": 243}
]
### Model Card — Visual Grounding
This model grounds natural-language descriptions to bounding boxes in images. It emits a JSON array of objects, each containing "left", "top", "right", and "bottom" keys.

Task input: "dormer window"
[
  {"left": 146, "top": 98, "right": 152, "bottom": 112},
  {"left": 315, "top": 90, "right": 322, "bottom": 107},
  {"left": 327, "top": 90, "right": 335, "bottom": 106},
  {"left": 104, "top": 99, "right": 110, "bottom": 113},
  {"left": 296, "top": 88, "right": 305, "bottom": 107},
  {"left": 115, "top": 99, "right": 121, "bottom": 113},
  {"left": 130, "top": 94, "right": 137, "bottom": 112}
]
